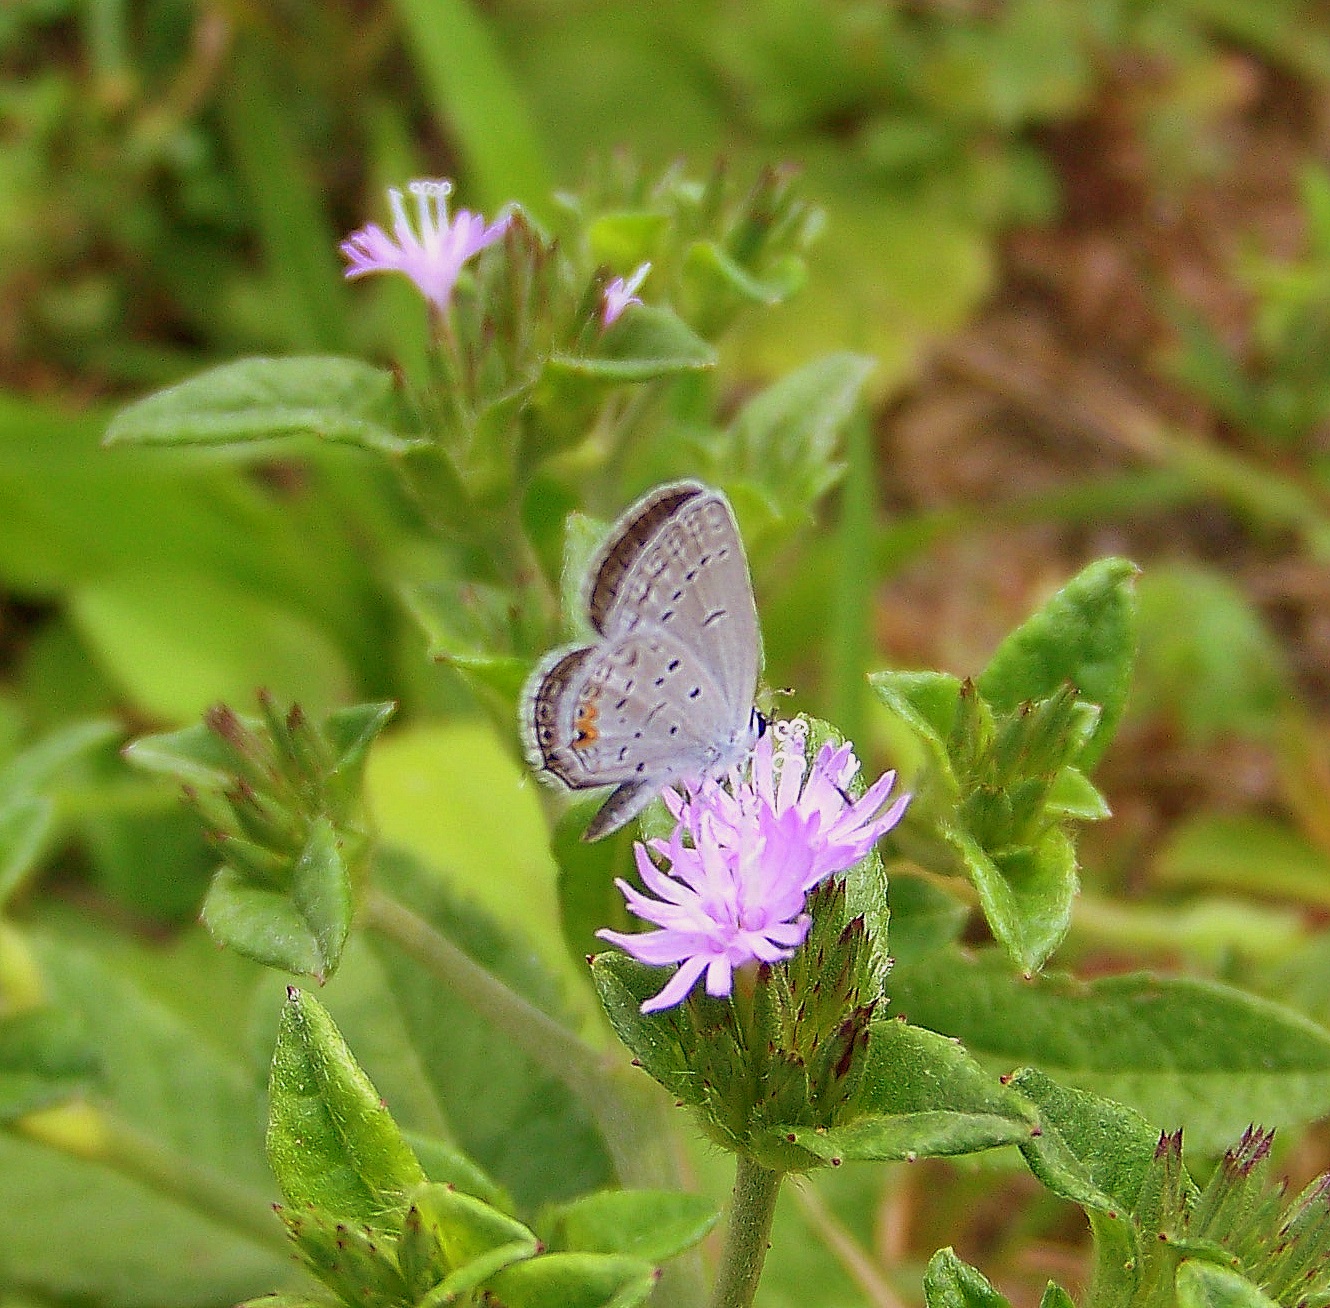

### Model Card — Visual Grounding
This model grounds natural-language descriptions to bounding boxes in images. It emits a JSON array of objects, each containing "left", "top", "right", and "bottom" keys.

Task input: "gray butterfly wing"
[
  {"left": 583, "top": 481, "right": 760, "bottom": 724},
  {"left": 522, "top": 630, "right": 743, "bottom": 839}
]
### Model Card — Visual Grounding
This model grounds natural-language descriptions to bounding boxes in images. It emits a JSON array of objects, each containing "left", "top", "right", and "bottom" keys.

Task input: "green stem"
[
  {"left": 709, "top": 1156, "right": 783, "bottom": 1308},
  {"left": 361, "top": 887, "right": 678, "bottom": 1192},
  {"left": 14, "top": 1103, "right": 288, "bottom": 1258}
]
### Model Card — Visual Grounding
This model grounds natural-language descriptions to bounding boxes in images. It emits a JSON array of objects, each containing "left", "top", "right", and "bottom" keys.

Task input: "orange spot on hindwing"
[{"left": 573, "top": 694, "right": 600, "bottom": 748}]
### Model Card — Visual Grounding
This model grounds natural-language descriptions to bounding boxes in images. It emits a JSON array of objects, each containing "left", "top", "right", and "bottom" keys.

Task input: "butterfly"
[{"left": 521, "top": 481, "right": 763, "bottom": 840}]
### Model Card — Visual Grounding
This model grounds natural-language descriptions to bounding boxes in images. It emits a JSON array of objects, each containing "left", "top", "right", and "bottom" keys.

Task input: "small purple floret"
[
  {"left": 601, "top": 262, "right": 651, "bottom": 326},
  {"left": 598, "top": 724, "right": 909, "bottom": 1013},
  {"left": 340, "top": 179, "right": 511, "bottom": 313}
]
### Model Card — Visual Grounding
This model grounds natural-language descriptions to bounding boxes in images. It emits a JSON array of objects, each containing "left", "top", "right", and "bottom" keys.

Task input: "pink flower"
[
  {"left": 601, "top": 262, "right": 651, "bottom": 326},
  {"left": 598, "top": 724, "right": 909, "bottom": 1013},
  {"left": 340, "top": 179, "right": 510, "bottom": 314}
]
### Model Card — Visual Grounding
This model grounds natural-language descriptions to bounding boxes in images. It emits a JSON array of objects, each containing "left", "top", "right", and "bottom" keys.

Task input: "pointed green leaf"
[
  {"left": 1044, "top": 767, "right": 1111, "bottom": 821},
  {"left": 789, "top": 1110, "right": 1034, "bottom": 1165},
  {"left": 924, "top": 1247, "right": 1013, "bottom": 1308},
  {"left": 487, "top": 1251, "right": 659, "bottom": 1308},
  {"left": 202, "top": 868, "right": 325, "bottom": 978},
  {"left": 324, "top": 702, "right": 398, "bottom": 781},
  {"left": 590, "top": 952, "right": 694, "bottom": 1101},
  {"left": 1009, "top": 1068, "right": 1161, "bottom": 1213},
  {"left": 0, "top": 719, "right": 120, "bottom": 795},
  {"left": 543, "top": 1190, "right": 719, "bottom": 1261},
  {"left": 944, "top": 824, "right": 1078, "bottom": 973},
  {"left": 976, "top": 558, "right": 1138, "bottom": 769},
  {"left": 787, "top": 1016, "right": 1036, "bottom": 1163},
  {"left": 123, "top": 720, "right": 238, "bottom": 790},
  {"left": 891, "top": 949, "right": 1330, "bottom": 1152},
  {"left": 1176, "top": 1260, "right": 1281, "bottom": 1308},
  {"left": 266, "top": 987, "right": 426, "bottom": 1223},
  {"left": 0, "top": 1008, "right": 99, "bottom": 1121},
  {"left": 0, "top": 795, "right": 55, "bottom": 909},
  {"left": 1039, "top": 1284, "right": 1077, "bottom": 1308},
  {"left": 684, "top": 240, "right": 806, "bottom": 312},
  {"left": 547, "top": 306, "right": 716, "bottom": 382},
  {"left": 400, "top": 1182, "right": 538, "bottom": 1298},
  {"left": 401, "top": 581, "right": 530, "bottom": 704},
  {"left": 290, "top": 818, "right": 352, "bottom": 980},
  {"left": 404, "top": 1131, "right": 512, "bottom": 1212},
  {"left": 868, "top": 670, "right": 963, "bottom": 786},
  {"left": 104, "top": 356, "right": 421, "bottom": 453}
]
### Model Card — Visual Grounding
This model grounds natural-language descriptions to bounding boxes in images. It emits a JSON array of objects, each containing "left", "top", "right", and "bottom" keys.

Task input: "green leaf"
[
  {"left": 867, "top": 669, "right": 963, "bottom": 787},
  {"left": 401, "top": 1182, "right": 538, "bottom": 1296},
  {"left": 923, "top": 1247, "right": 1013, "bottom": 1308},
  {"left": 547, "top": 305, "right": 716, "bottom": 382},
  {"left": 1176, "top": 1260, "right": 1282, "bottom": 1308},
  {"left": 944, "top": 824, "right": 1078, "bottom": 973},
  {"left": 976, "top": 558, "right": 1138, "bottom": 769},
  {"left": 0, "top": 931, "right": 288, "bottom": 1300},
  {"left": 0, "top": 795, "right": 55, "bottom": 909},
  {"left": 787, "top": 1017, "right": 1036, "bottom": 1164},
  {"left": 487, "top": 1251, "right": 659, "bottom": 1308},
  {"left": 1009, "top": 1068, "right": 1161, "bottom": 1213},
  {"left": 885, "top": 876, "right": 969, "bottom": 964},
  {"left": 202, "top": 869, "right": 324, "bottom": 980},
  {"left": 731, "top": 353, "right": 876, "bottom": 510},
  {"left": 542, "top": 1190, "right": 719, "bottom": 1262},
  {"left": 123, "top": 720, "right": 240, "bottom": 790},
  {"left": 0, "top": 718, "right": 120, "bottom": 795},
  {"left": 404, "top": 1130, "right": 513, "bottom": 1212},
  {"left": 366, "top": 722, "right": 587, "bottom": 1003},
  {"left": 0, "top": 1008, "right": 99, "bottom": 1121},
  {"left": 366, "top": 847, "right": 614, "bottom": 1211},
  {"left": 1044, "top": 767, "right": 1111, "bottom": 821},
  {"left": 266, "top": 987, "right": 427, "bottom": 1224},
  {"left": 401, "top": 580, "right": 530, "bottom": 706},
  {"left": 684, "top": 240, "right": 807, "bottom": 319},
  {"left": 290, "top": 818, "right": 353, "bottom": 980},
  {"left": 890, "top": 949, "right": 1330, "bottom": 1152},
  {"left": 1155, "top": 815, "right": 1330, "bottom": 908},
  {"left": 1039, "top": 1284, "right": 1077, "bottom": 1308},
  {"left": 104, "top": 357, "right": 419, "bottom": 453}
]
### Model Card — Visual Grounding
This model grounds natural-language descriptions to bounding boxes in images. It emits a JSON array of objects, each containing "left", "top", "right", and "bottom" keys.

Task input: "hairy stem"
[{"left": 709, "top": 1155, "right": 783, "bottom": 1308}]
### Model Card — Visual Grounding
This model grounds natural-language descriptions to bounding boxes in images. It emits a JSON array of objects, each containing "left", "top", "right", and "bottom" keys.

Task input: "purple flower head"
[
  {"left": 601, "top": 262, "right": 651, "bottom": 326},
  {"left": 340, "top": 179, "right": 511, "bottom": 314},
  {"left": 598, "top": 722, "right": 909, "bottom": 1013}
]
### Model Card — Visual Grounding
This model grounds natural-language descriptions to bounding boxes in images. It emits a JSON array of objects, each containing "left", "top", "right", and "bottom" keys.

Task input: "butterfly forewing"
[{"left": 585, "top": 483, "right": 760, "bottom": 718}]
